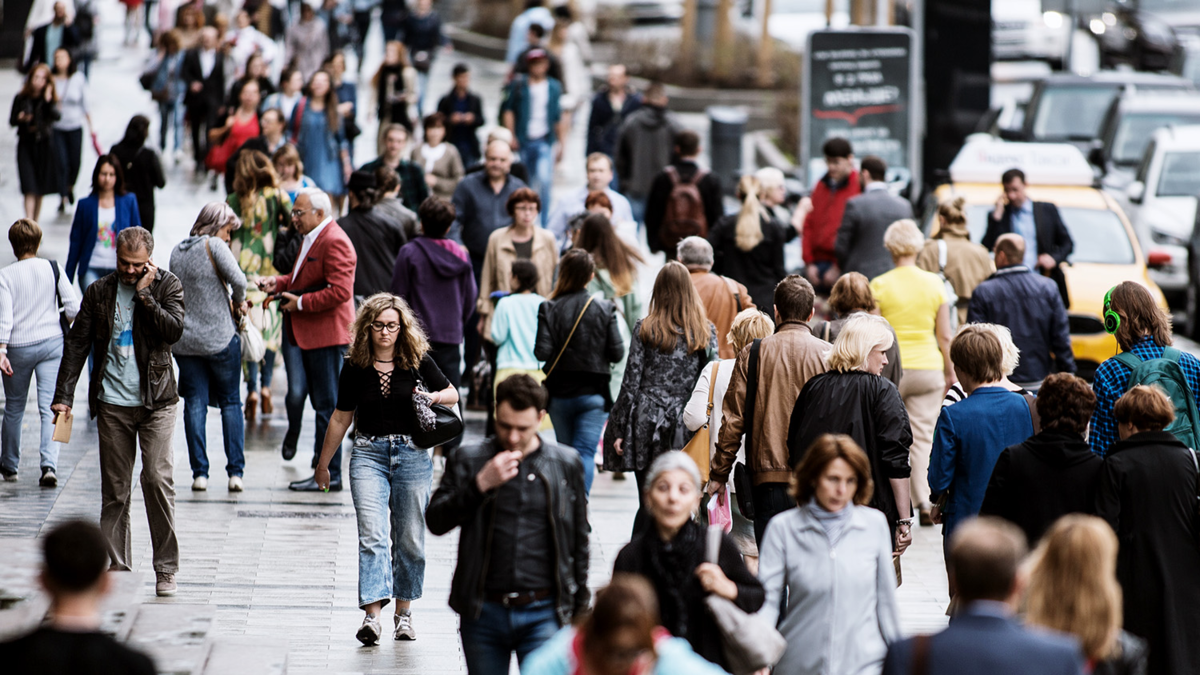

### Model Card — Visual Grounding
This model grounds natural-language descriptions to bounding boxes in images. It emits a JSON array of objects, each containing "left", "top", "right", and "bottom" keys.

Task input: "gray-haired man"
[
  {"left": 679, "top": 236, "right": 754, "bottom": 360},
  {"left": 52, "top": 227, "right": 185, "bottom": 597}
]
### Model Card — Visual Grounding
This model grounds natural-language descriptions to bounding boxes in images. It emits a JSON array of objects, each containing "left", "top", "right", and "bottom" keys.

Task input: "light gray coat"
[
  {"left": 835, "top": 186, "right": 915, "bottom": 281},
  {"left": 758, "top": 505, "right": 901, "bottom": 675},
  {"left": 169, "top": 236, "right": 247, "bottom": 356}
]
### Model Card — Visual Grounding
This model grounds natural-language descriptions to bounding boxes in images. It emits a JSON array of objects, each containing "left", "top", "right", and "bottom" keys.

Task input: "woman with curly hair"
[
  {"left": 312, "top": 293, "right": 459, "bottom": 646},
  {"left": 227, "top": 150, "right": 292, "bottom": 420}
]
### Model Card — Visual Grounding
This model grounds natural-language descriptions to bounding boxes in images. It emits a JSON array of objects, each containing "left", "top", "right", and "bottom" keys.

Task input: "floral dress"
[{"left": 227, "top": 186, "right": 291, "bottom": 351}]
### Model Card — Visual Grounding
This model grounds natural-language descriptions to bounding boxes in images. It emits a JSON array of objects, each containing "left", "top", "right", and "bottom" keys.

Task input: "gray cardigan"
[
  {"left": 758, "top": 505, "right": 901, "bottom": 675},
  {"left": 169, "top": 236, "right": 247, "bottom": 356}
]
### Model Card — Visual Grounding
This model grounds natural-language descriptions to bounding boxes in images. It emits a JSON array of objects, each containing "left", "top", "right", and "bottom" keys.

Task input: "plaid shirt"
[{"left": 1090, "top": 336, "right": 1200, "bottom": 456}]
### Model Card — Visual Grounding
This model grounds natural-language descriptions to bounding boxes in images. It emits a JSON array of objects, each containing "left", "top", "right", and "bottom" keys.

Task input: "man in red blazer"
[{"left": 258, "top": 189, "right": 357, "bottom": 491}]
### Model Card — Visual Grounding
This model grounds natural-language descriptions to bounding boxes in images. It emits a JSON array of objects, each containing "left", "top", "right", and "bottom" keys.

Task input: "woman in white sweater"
[
  {"left": 682, "top": 307, "right": 773, "bottom": 569},
  {"left": 0, "top": 219, "right": 80, "bottom": 486},
  {"left": 758, "top": 434, "right": 901, "bottom": 675}
]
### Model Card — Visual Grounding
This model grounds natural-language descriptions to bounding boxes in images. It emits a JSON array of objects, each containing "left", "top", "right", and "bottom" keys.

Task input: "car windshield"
[
  {"left": 1032, "top": 85, "right": 1117, "bottom": 141},
  {"left": 957, "top": 205, "right": 1135, "bottom": 264},
  {"left": 1113, "top": 112, "right": 1200, "bottom": 165},
  {"left": 1158, "top": 152, "right": 1200, "bottom": 197}
]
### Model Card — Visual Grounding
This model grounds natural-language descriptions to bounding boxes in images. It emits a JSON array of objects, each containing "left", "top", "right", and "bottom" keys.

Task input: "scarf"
[
  {"left": 645, "top": 519, "right": 702, "bottom": 639},
  {"left": 806, "top": 498, "right": 853, "bottom": 546}
]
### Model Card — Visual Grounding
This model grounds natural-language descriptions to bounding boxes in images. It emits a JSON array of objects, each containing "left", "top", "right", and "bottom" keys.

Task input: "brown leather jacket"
[
  {"left": 54, "top": 270, "right": 185, "bottom": 417},
  {"left": 690, "top": 270, "right": 755, "bottom": 360},
  {"left": 712, "top": 321, "right": 829, "bottom": 485}
]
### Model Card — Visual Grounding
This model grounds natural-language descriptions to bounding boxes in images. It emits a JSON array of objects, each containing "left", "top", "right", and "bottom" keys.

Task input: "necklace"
[{"left": 374, "top": 358, "right": 393, "bottom": 363}]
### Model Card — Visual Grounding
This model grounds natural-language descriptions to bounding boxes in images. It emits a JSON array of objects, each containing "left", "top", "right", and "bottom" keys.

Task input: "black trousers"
[
  {"left": 53, "top": 127, "right": 83, "bottom": 199},
  {"left": 188, "top": 100, "right": 220, "bottom": 164},
  {"left": 427, "top": 341, "right": 463, "bottom": 451},
  {"left": 751, "top": 482, "right": 793, "bottom": 545}
]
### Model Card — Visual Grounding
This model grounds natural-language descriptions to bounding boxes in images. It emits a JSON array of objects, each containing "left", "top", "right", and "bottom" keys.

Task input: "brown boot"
[
  {"left": 245, "top": 391, "right": 258, "bottom": 422},
  {"left": 261, "top": 387, "right": 274, "bottom": 415}
]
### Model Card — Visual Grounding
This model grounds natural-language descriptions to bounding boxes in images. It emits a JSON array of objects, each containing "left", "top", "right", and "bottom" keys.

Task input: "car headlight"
[
  {"left": 1151, "top": 229, "right": 1188, "bottom": 247},
  {"left": 1091, "top": 18, "right": 1107, "bottom": 35},
  {"left": 1043, "top": 11, "right": 1063, "bottom": 29}
]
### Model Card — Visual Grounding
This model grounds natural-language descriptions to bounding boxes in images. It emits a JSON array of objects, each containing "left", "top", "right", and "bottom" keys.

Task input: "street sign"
[{"left": 802, "top": 28, "right": 918, "bottom": 195}]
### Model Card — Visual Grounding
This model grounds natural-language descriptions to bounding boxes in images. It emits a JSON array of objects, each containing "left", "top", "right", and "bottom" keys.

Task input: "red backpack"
[{"left": 660, "top": 166, "right": 709, "bottom": 250}]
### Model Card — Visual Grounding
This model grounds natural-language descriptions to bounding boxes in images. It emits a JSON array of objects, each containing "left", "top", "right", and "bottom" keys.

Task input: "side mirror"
[
  {"left": 1126, "top": 181, "right": 1145, "bottom": 204},
  {"left": 1087, "top": 146, "right": 1106, "bottom": 169}
]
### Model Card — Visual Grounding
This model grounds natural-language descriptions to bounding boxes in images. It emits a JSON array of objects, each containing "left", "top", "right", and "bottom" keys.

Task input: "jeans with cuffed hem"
[
  {"left": 0, "top": 335, "right": 63, "bottom": 474},
  {"left": 350, "top": 434, "right": 433, "bottom": 608},
  {"left": 519, "top": 137, "right": 554, "bottom": 227},
  {"left": 548, "top": 394, "right": 607, "bottom": 494},
  {"left": 176, "top": 335, "right": 245, "bottom": 478},
  {"left": 459, "top": 598, "right": 559, "bottom": 675}
]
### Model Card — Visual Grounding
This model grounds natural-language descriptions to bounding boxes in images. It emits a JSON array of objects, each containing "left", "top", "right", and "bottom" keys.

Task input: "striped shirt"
[{"left": 0, "top": 258, "right": 81, "bottom": 347}]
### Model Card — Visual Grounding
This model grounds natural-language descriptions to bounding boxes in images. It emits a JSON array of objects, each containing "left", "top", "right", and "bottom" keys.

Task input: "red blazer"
[{"left": 273, "top": 220, "right": 357, "bottom": 350}]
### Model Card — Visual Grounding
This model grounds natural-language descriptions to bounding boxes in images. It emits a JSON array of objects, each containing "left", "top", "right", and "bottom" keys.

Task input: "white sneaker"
[
  {"left": 192, "top": 476, "right": 207, "bottom": 491},
  {"left": 228, "top": 476, "right": 243, "bottom": 492},
  {"left": 356, "top": 614, "right": 382, "bottom": 645},
  {"left": 393, "top": 611, "right": 416, "bottom": 640}
]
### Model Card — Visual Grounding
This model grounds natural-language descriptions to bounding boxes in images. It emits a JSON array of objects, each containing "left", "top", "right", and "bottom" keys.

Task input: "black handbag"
[
  {"left": 49, "top": 260, "right": 71, "bottom": 337},
  {"left": 409, "top": 367, "right": 464, "bottom": 449}
]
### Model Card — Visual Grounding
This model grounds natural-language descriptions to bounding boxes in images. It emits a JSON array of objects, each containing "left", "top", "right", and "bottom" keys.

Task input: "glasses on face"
[
  {"left": 370, "top": 322, "right": 401, "bottom": 333},
  {"left": 291, "top": 208, "right": 312, "bottom": 218},
  {"left": 513, "top": 204, "right": 539, "bottom": 213}
]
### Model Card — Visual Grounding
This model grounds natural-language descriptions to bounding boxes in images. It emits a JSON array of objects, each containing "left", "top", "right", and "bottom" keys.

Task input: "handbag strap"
[
  {"left": 49, "top": 259, "right": 64, "bottom": 316},
  {"left": 545, "top": 295, "right": 595, "bottom": 378},
  {"left": 204, "top": 239, "right": 238, "bottom": 326},
  {"left": 704, "top": 361, "right": 720, "bottom": 422},
  {"left": 742, "top": 339, "right": 762, "bottom": 480}
]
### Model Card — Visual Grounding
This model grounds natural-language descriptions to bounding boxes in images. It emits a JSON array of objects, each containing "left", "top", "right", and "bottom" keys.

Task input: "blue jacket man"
[{"left": 967, "top": 233, "right": 1075, "bottom": 384}]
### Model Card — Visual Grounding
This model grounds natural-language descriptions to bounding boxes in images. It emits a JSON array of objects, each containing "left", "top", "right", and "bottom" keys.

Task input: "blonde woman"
[
  {"left": 312, "top": 293, "right": 458, "bottom": 646},
  {"left": 916, "top": 197, "right": 994, "bottom": 326},
  {"left": 682, "top": 308, "right": 775, "bottom": 568},
  {"left": 1026, "top": 515, "right": 1147, "bottom": 675},
  {"left": 786, "top": 313, "right": 914, "bottom": 554},
  {"left": 706, "top": 174, "right": 796, "bottom": 317},
  {"left": 870, "top": 219, "right": 953, "bottom": 525}
]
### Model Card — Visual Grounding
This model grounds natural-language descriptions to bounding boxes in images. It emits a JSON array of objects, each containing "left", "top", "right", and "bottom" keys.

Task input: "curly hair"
[
  {"left": 345, "top": 293, "right": 430, "bottom": 370},
  {"left": 1036, "top": 373, "right": 1096, "bottom": 436}
]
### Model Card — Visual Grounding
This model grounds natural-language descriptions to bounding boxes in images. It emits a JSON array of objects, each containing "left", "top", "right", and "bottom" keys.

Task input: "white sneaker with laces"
[
  {"left": 394, "top": 611, "right": 416, "bottom": 640},
  {"left": 228, "top": 476, "right": 243, "bottom": 492},
  {"left": 357, "top": 614, "right": 382, "bottom": 645},
  {"left": 192, "top": 476, "right": 207, "bottom": 491}
]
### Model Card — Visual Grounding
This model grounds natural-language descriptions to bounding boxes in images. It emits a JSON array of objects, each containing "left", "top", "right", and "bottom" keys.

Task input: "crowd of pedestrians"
[{"left": 9, "top": 2, "right": 1200, "bottom": 675}]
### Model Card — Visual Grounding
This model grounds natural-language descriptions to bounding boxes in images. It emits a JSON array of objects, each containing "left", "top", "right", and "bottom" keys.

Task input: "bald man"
[{"left": 966, "top": 233, "right": 1075, "bottom": 386}]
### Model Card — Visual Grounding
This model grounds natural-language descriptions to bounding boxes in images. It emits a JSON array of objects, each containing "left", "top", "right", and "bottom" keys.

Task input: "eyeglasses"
[
  {"left": 513, "top": 204, "right": 539, "bottom": 213},
  {"left": 291, "top": 208, "right": 313, "bottom": 218},
  {"left": 370, "top": 322, "right": 401, "bottom": 333}
]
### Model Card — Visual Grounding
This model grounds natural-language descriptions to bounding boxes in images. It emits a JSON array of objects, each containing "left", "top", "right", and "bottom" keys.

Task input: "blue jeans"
[
  {"left": 548, "top": 394, "right": 607, "bottom": 494},
  {"left": 245, "top": 348, "right": 277, "bottom": 392},
  {"left": 0, "top": 335, "right": 64, "bottom": 473},
  {"left": 628, "top": 196, "right": 647, "bottom": 226},
  {"left": 281, "top": 321, "right": 309, "bottom": 439},
  {"left": 349, "top": 434, "right": 433, "bottom": 607},
  {"left": 302, "top": 341, "right": 347, "bottom": 479},
  {"left": 520, "top": 137, "right": 554, "bottom": 227},
  {"left": 175, "top": 335, "right": 245, "bottom": 478},
  {"left": 460, "top": 598, "right": 559, "bottom": 675}
]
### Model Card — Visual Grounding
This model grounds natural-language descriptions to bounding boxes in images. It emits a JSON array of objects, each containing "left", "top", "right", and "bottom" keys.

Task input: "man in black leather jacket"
[{"left": 427, "top": 375, "right": 589, "bottom": 673}]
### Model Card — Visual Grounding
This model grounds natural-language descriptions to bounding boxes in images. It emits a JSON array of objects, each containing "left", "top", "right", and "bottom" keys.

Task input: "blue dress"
[{"left": 295, "top": 103, "right": 346, "bottom": 196}]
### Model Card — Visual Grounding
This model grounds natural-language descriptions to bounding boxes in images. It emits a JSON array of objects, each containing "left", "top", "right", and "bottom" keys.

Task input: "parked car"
[
  {"left": 1090, "top": 92, "right": 1200, "bottom": 190},
  {"left": 1090, "top": 0, "right": 1200, "bottom": 73},
  {"left": 993, "top": 0, "right": 1071, "bottom": 66}
]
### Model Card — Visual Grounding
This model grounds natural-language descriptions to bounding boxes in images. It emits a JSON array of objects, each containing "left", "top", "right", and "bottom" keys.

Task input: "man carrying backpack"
[
  {"left": 1090, "top": 281, "right": 1200, "bottom": 456},
  {"left": 643, "top": 129, "right": 723, "bottom": 260}
]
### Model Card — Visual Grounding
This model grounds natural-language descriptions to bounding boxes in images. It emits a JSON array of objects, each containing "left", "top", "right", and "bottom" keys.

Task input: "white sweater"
[{"left": 0, "top": 258, "right": 81, "bottom": 347}]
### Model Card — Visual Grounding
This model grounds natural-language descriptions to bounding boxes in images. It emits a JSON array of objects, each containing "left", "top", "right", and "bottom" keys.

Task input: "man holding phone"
[
  {"left": 981, "top": 168, "right": 1074, "bottom": 308},
  {"left": 51, "top": 227, "right": 185, "bottom": 598}
]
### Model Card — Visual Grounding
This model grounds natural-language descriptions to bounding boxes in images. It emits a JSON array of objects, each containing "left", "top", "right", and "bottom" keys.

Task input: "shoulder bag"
[
  {"left": 682, "top": 361, "right": 719, "bottom": 482},
  {"left": 48, "top": 260, "right": 71, "bottom": 337},
  {"left": 409, "top": 363, "right": 464, "bottom": 449},
  {"left": 205, "top": 239, "right": 266, "bottom": 363},
  {"left": 732, "top": 338, "right": 762, "bottom": 520},
  {"left": 703, "top": 520, "right": 786, "bottom": 675},
  {"left": 544, "top": 296, "right": 595, "bottom": 378}
]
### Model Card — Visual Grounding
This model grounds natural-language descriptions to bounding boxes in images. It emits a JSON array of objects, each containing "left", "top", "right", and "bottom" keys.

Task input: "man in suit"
[
  {"left": 180, "top": 27, "right": 227, "bottom": 176},
  {"left": 835, "top": 155, "right": 914, "bottom": 280},
  {"left": 257, "top": 189, "right": 357, "bottom": 491},
  {"left": 882, "top": 517, "right": 1085, "bottom": 675},
  {"left": 981, "top": 168, "right": 1074, "bottom": 307}
]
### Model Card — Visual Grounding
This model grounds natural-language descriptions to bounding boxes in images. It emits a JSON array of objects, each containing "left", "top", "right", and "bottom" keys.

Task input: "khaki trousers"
[
  {"left": 96, "top": 401, "right": 179, "bottom": 574},
  {"left": 900, "top": 369, "right": 943, "bottom": 509}
]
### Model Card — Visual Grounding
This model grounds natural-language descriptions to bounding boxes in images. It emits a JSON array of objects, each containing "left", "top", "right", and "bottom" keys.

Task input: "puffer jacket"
[
  {"left": 54, "top": 269, "right": 185, "bottom": 417},
  {"left": 426, "top": 436, "right": 590, "bottom": 626},
  {"left": 534, "top": 290, "right": 625, "bottom": 398}
]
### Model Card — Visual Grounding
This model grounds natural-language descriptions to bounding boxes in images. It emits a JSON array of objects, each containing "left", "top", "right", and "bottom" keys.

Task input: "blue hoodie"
[{"left": 391, "top": 237, "right": 478, "bottom": 344}]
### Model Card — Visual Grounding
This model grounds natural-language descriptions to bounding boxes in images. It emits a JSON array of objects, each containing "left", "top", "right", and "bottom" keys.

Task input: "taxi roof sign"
[{"left": 949, "top": 134, "right": 1096, "bottom": 186}]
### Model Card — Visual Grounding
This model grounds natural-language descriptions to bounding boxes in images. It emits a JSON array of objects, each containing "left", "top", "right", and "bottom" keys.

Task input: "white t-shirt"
[
  {"left": 526, "top": 80, "right": 550, "bottom": 140},
  {"left": 89, "top": 206, "right": 118, "bottom": 270}
]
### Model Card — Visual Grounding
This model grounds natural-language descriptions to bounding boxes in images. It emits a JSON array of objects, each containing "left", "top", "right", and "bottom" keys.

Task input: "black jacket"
[
  {"left": 534, "top": 290, "right": 625, "bottom": 379},
  {"left": 967, "top": 265, "right": 1075, "bottom": 383},
  {"left": 787, "top": 370, "right": 913, "bottom": 533},
  {"left": 1094, "top": 631, "right": 1149, "bottom": 675},
  {"left": 338, "top": 205, "right": 408, "bottom": 297},
  {"left": 53, "top": 270, "right": 185, "bottom": 417},
  {"left": 179, "top": 48, "right": 226, "bottom": 112},
  {"left": 644, "top": 160, "right": 724, "bottom": 255},
  {"left": 707, "top": 212, "right": 792, "bottom": 317},
  {"left": 979, "top": 428, "right": 1102, "bottom": 545},
  {"left": 24, "top": 22, "right": 79, "bottom": 72},
  {"left": 586, "top": 87, "right": 642, "bottom": 157},
  {"left": 110, "top": 140, "right": 166, "bottom": 232},
  {"left": 437, "top": 89, "right": 485, "bottom": 160},
  {"left": 981, "top": 201, "right": 1074, "bottom": 307},
  {"left": 426, "top": 436, "right": 590, "bottom": 625}
]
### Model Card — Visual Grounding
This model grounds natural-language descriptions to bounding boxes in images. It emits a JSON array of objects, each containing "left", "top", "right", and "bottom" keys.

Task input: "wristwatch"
[{"left": 896, "top": 518, "right": 915, "bottom": 528}]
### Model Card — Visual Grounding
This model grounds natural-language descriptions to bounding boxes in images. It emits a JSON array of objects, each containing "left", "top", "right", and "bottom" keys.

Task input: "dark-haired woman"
[
  {"left": 576, "top": 212, "right": 643, "bottom": 402},
  {"left": 65, "top": 156, "right": 141, "bottom": 290},
  {"left": 980, "top": 372, "right": 1103, "bottom": 545},
  {"left": 293, "top": 70, "right": 351, "bottom": 213},
  {"left": 11, "top": 63, "right": 61, "bottom": 221},
  {"left": 535, "top": 249, "right": 625, "bottom": 493},
  {"left": 312, "top": 293, "right": 458, "bottom": 646},
  {"left": 205, "top": 79, "right": 262, "bottom": 182},
  {"left": 491, "top": 259, "right": 547, "bottom": 393},
  {"left": 110, "top": 115, "right": 166, "bottom": 232},
  {"left": 605, "top": 261, "right": 717, "bottom": 530},
  {"left": 412, "top": 113, "right": 464, "bottom": 200},
  {"left": 51, "top": 47, "right": 91, "bottom": 214}
]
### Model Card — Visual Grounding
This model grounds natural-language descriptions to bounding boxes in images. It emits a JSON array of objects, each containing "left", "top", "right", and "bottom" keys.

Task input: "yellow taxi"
[{"left": 926, "top": 136, "right": 1167, "bottom": 379}]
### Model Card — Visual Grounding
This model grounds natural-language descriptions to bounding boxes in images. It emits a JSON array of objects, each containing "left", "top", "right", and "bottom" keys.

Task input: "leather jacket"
[
  {"left": 426, "top": 436, "right": 590, "bottom": 625},
  {"left": 534, "top": 290, "right": 625, "bottom": 377},
  {"left": 54, "top": 270, "right": 185, "bottom": 417}
]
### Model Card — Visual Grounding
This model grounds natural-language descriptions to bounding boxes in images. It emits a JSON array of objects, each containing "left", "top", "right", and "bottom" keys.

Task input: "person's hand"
[
  {"left": 706, "top": 479, "right": 726, "bottom": 497},
  {"left": 554, "top": 143, "right": 564, "bottom": 164},
  {"left": 476, "top": 449, "right": 522, "bottom": 492},
  {"left": 190, "top": 81, "right": 203, "bottom": 93},
  {"left": 993, "top": 194, "right": 1006, "bottom": 221},
  {"left": 257, "top": 276, "right": 277, "bottom": 294},
  {"left": 695, "top": 562, "right": 738, "bottom": 600},
  {"left": 805, "top": 265, "right": 821, "bottom": 288},
  {"left": 279, "top": 292, "right": 300, "bottom": 312},
  {"left": 314, "top": 463, "right": 331, "bottom": 491},
  {"left": 944, "top": 371, "right": 957, "bottom": 395},
  {"left": 136, "top": 261, "right": 157, "bottom": 292},
  {"left": 425, "top": 173, "right": 437, "bottom": 187},
  {"left": 343, "top": 161, "right": 352, "bottom": 183},
  {"left": 614, "top": 438, "right": 624, "bottom": 456},
  {"left": 797, "top": 196, "right": 813, "bottom": 215},
  {"left": 822, "top": 263, "right": 840, "bottom": 288},
  {"left": 337, "top": 101, "right": 353, "bottom": 117},
  {"left": 0, "top": 354, "right": 12, "bottom": 377},
  {"left": 895, "top": 524, "right": 912, "bottom": 555},
  {"left": 476, "top": 316, "right": 486, "bottom": 336},
  {"left": 462, "top": 112, "right": 475, "bottom": 124},
  {"left": 51, "top": 403, "right": 71, "bottom": 417},
  {"left": 930, "top": 504, "right": 944, "bottom": 525},
  {"left": 1037, "top": 253, "right": 1056, "bottom": 272},
  {"left": 44, "top": 86, "right": 54, "bottom": 102}
]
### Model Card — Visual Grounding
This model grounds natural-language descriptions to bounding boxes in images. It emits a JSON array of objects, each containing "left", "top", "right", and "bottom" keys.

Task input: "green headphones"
[{"left": 1103, "top": 287, "right": 1120, "bottom": 335}]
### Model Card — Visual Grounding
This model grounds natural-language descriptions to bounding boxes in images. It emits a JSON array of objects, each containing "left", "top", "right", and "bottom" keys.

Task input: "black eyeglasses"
[{"left": 370, "top": 322, "right": 401, "bottom": 333}]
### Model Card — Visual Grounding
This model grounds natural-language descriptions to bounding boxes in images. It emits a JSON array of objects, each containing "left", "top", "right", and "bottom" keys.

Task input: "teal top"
[
  {"left": 491, "top": 292, "right": 546, "bottom": 371},
  {"left": 99, "top": 281, "right": 142, "bottom": 407}
]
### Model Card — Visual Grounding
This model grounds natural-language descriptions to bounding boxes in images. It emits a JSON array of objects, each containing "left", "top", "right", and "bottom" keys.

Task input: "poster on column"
[{"left": 802, "top": 28, "right": 917, "bottom": 195}]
